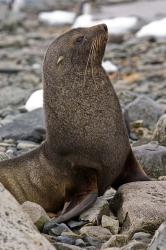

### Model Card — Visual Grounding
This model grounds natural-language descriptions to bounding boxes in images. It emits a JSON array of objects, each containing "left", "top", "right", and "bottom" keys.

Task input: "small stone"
[
  {"left": 22, "top": 201, "right": 50, "bottom": 231},
  {"left": 56, "top": 235, "right": 75, "bottom": 245},
  {"left": 131, "top": 120, "right": 144, "bottom": 128},
  {"left": 80, "top": 226, "right": 112, "bottom": 241},
  {"left": 152, "top": 114, "right": 166, "bottom": 146},
  {"left": 121, "top": 240, "right": 147, "bottom": 250},
  {"left": 54, "top": 242, "right": 82, "bottom": 250},
  {"left": 61, "top": 231, "right": 82, "bottom": 240},
  {"left": 102, "top": 215, "right": 119, "bottom": 234},
  {"left": 67, "top": 220, "right": 87, "bottom": 229},
  {"left": 132, "top": 232, "right": 151, "bottom": 244},
  {"left": 80, "top": 197, "right": 110, "bottom": 223},
  {"left": 75, "top": 239, "right": 86, "bottom": 247},
  {"left": 49, "top": 223, "right": 72, "bottom": 236},
  {"left": 84, "top": 235, "right": 102, "bottom": 247},
  {"left": 159, "top": 176, "right": 166, "bottom": 181},
  {"left": 102, "top": 235, "right": 128, "bottom": 248},
  {"left": 17, "top": 140, "right": 39, "bottom": 150},
  {"left": 103, "top": 188, "right": 116, "bottom": 201},
  {"left": 0, "top": 152, "right": 10, "bottom": 161}
]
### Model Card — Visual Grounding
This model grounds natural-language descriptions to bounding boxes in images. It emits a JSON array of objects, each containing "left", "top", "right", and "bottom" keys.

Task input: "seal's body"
[{"left": 0, "top": 24, "right": 150, "bottom": 223}]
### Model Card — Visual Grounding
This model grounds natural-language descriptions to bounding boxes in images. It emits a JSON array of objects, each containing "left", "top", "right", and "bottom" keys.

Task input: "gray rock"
[
  {"left": 132, "top": 232, "right": 151, "bottom": 244},
  {"left": 75, "top": 239, "right": 86, "bottom": 247},
  {"left": 80, "top": 226, "right": 112, "bottom": 241},
  {"left": 22, "top": 201, "right": 50, "bottom": 232},
  {"left": 111, "top": 181, "right": 166, "bottom": 236},
  {"left": 125, "top": 96, "right": 163, "bottom": 129},
  {"left": 56, "top": 235, "right": 75, "bottom": 245},
  {"left": 54, "top": 242, "right": 83, "bottom": 250},
  {"left": 133, "top": 142, "right": 166, "bottom": 178},
  {"left": 80, "top": 197, "right": 110, "bottom": 223},
  {"left": 153, "top": 114, "right": 166, "bottom": 146},
  {"left": 0, "top": 182, "right": 55, "bottom": 250},
  {"left": 117, "top": 90, "right": 138, "bottom": 108},
  {"left": 121, "top": 240, "right": 147, "bottom": 250},
  {"left": 148, "top": 221, "right": 166, "bottom": 250},
  {"left": 0, "top": 108, "right": 45, "bottom": 142},
  {"left": 50, "top": 223, "right": 72, "bottom": 237},
  {"left": 0, "top": 85, "right": 30, "bottom": 110}
]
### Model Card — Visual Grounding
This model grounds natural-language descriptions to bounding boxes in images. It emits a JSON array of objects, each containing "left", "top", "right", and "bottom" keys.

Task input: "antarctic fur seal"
[{"left": 0, "top": 24, "right": 150, "bottom": 223}]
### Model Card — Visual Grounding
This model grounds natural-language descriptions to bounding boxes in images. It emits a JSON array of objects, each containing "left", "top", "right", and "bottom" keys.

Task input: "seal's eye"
[{"left": 75, "top": 36, "right": 85, "bottom": 44}]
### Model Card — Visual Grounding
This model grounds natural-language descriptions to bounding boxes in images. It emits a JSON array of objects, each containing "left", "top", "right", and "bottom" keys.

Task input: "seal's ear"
[{"left": 57, "top": 56, "right": 64, "bottom": 65}]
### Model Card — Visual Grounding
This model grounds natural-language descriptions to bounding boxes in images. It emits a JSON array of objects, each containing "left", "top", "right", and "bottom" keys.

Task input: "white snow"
[
  {"left": 25, "top": 89, "right": 43, "bottom": 112},
  {"left": 73, "top": 16, "right": 138, "bottom": 35},
  {"left": 102, "top": 60, "right": 118, "bottom": 73},
  {"left": 136, "top": 18, "right": 166, "bottom": 38},
  {"left": 38, "top": 10, "right": 76, "bottom": 25}
]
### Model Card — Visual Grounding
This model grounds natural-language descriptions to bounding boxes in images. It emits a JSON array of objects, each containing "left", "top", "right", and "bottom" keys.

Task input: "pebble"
[
  {"left": 101, "top": 215, "right": 119, "bottom": 234},
  {"left": 102, "top": 235, "right": 128, "bottom": 249},
  {"left": 80, "top": 226, "right": 112, "bottom": 241}
]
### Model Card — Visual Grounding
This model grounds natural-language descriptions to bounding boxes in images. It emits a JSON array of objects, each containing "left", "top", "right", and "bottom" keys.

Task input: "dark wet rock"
[
  {"left": 43, "top": 221, "right": 71, "bottom": 236},
  {"left": 0, "top": 108, "right": 45, "bottom": 142},
  {"left": 148, "top": 221, "right": 166, "bottom": 250},
  {"left": 125, "top": 95, "right": 163, "bottom": 129},
  {"left": 111, "top": 181, "right": 166, "bottom": 236},
  {"left": 152, "top": 114, "right": 166, "bottom": 146},
  {"left": 133, "top": 142, "right": 166, "bottom": 178}
]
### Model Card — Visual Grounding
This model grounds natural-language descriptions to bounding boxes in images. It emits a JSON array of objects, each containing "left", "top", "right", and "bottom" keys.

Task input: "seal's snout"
[{"left": 102, "top": 24, "right": 108, "bottom": 33}]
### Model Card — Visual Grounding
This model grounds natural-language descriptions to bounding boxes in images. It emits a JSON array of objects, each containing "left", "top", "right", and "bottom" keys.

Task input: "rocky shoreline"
[{"left": 0, "top": 1, "right": 166, "bottom": 249}]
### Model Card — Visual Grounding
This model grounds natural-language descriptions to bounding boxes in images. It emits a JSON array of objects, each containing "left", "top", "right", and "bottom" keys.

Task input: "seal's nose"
[{"left": 102, "top": 24, "right": 108, "bottom": 33}]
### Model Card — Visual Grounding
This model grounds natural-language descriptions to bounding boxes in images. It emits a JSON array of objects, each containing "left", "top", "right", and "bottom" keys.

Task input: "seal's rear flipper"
[{"left": 112, "top": 149, "right": 151, "bottom": 190}]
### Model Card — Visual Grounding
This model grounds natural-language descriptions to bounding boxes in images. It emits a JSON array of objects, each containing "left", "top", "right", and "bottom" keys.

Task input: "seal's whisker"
[{"left": 83, "top": 41, "right": 94, "bottom": 86}]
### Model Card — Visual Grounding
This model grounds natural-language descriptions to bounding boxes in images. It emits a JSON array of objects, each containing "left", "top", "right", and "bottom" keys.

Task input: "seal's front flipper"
[
  {"left": 56, "top": 170, "right": 98, "bottom": 223},
  {"left": 112, "top": 149, "right": 151, "bottom": 190}
]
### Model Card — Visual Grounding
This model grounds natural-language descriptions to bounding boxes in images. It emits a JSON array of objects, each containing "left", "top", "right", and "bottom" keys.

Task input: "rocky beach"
[{"left": 0, "top": 0, "right": 166, "bottom": 249}]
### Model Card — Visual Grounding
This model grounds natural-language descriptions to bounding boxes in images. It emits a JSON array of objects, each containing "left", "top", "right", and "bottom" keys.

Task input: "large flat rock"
[
  {"left": 111, "top": 181, "right": 166, "bottom": 236},
  {"left": 0, "top": 183, "right": 55, "bottom": 250}
]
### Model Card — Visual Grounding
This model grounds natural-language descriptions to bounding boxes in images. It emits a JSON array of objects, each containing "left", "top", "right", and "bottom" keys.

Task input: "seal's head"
[{"left": 43, "top": 24, "right": 108, "bottom": 75}]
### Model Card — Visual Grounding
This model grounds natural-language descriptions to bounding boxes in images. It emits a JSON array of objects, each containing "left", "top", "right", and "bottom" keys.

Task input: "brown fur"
[{"left": 0, "top": 24, "right": 150, "bottom": 222}]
